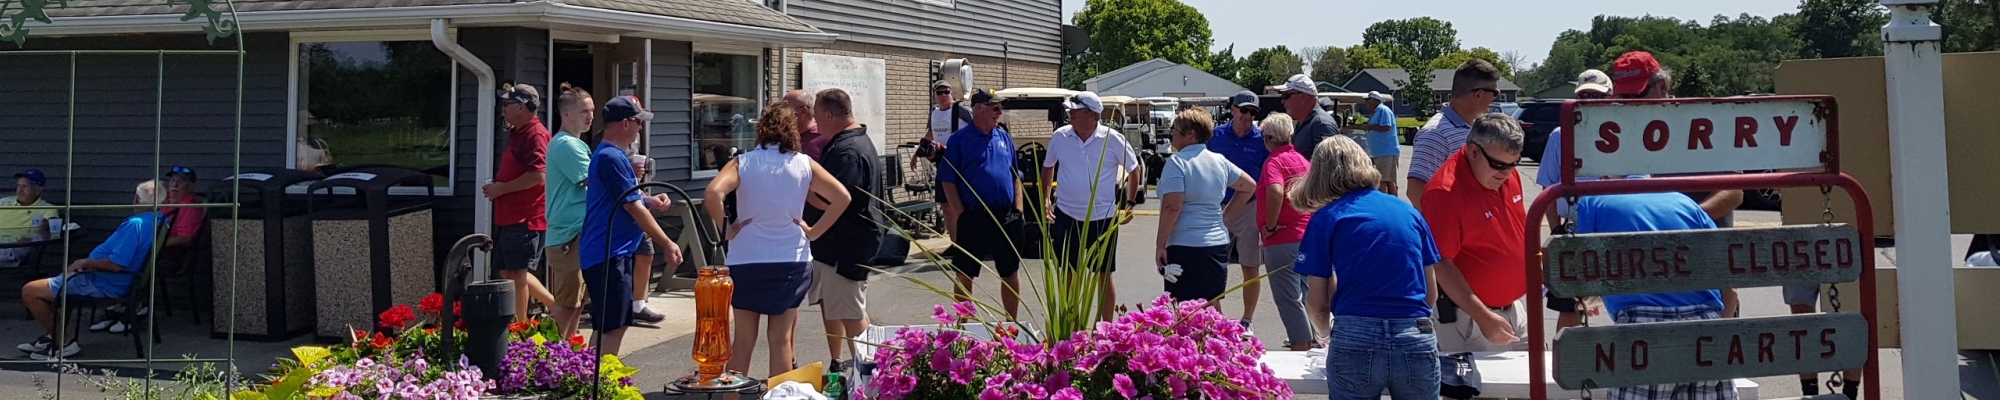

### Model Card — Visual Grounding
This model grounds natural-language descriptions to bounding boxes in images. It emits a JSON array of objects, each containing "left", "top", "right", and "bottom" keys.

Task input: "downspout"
[{"left": 434, "top": 18, "right": 497, "bottom": 279}]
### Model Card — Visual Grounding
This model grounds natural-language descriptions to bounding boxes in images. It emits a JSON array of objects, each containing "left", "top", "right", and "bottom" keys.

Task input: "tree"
[
  {"left": 1342, "top": 44, "right": 1402, "bottom": 76},
  {"left": 1361, "top": 17, "right": 1462, "bottom": 62},
  {"left": 1397, "top": 67, "right": 1439, "bottom": 118},
  {"left": 1501, "top": 50, "right": 1530, "bottom": 77},
  {"left": 1938, "top": 0, "right": 2000, "bottom": 53},
  {"left": 1428, "top": 47, "right": 1511, "bottom": 78},
  {"left": 1235, "top": 45, "right": 1303, "bottom": 92},
  {"left": 1792, "top": 0, "right": 1888, "bottom": 58},
  {"left": 1308, "top": 46, "right": 1351, "bottom": 84},
  {"left": 1070, "top": 0, "right": 1216, "bottom": 81},
  {"left": 1198, "top": 43, "right": 1242, "bottom": 86}
]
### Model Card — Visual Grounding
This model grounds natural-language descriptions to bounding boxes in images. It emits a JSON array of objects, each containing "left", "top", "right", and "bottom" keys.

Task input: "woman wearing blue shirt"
[
  {"left": 1291, "top": 135, "right": 1443, "bottom": 399},
  {"left": 1154, "top": 108, "right": 1257, "bottom": 303}
]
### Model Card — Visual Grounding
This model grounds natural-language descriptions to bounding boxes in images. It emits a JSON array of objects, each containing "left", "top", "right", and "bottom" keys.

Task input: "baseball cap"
[
  {"left": 1065, "top": 91, "right": 1103, "bottom": 113},
  {"left": 1575, "top": 69, "right": 1613, "bottom": 95},
  {"left": 1279, "top": 74, "right": 1318, "bottom": 96},
  {"left": 1230, "top": 91, "right": 1260, "bottom": 111},
  {"left": 1610, "top": 52, "right": 1660, "bottom": 96},
  {"left": 604, "top": 95, "right": 654, "bottom": 122},
  {"left": 968, "top": 88, "right": 1004, "bottom": 106},
  {"left": 1366, "top": 91, "right": 1386, "bottom": 102},
  {"left": 500, "top": 83, "right": 541, "bottom": 110},
  {"left": 13, "top": 169, "right": 45, "bottom": 187},
  {"left": 932, "top": 80, "right": 954, "bottom": 91},
  {"left": 165, "top": 165, "right": 197, "bottom": 182}
]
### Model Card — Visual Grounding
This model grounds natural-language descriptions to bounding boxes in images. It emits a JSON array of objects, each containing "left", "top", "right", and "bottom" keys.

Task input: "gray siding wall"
[
  {"left": 0, "top": 33, "right": 289, "bottom": 251},
  {"left": 647, "top": 39, "right": 707, "bottom": 197},
  {"left": 450, "top": 27, "right": 548, "bottom": 261},
  {"left": 785, "top": 0, "right": 1062, "bottom": 64}
]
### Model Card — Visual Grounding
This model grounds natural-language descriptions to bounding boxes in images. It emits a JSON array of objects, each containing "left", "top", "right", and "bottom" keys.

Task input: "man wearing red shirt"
[
  {"left": 486, "top": 84, "right": 556, "bottom": 322},
  {"left": 1421, "top": 112, "right": 1528, "bottom": 353}
]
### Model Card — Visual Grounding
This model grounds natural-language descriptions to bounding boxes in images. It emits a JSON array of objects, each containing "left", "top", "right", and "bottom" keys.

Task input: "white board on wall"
[{"left": 801, "top": 53, "right": 888, "bottom": 152}]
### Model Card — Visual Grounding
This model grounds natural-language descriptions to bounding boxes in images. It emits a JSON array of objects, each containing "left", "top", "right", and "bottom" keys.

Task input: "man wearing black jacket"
[{"left": 810, "top": 89, "right": 884, "bottom": 368}]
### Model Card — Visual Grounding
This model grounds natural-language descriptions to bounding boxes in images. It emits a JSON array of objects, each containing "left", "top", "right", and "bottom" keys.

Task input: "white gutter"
[
  {"left": 31, "top": 2, "right": 836, "bottom": 47},
  {"left": 433, "top": 18, "right": 496, "bottom": 279}
]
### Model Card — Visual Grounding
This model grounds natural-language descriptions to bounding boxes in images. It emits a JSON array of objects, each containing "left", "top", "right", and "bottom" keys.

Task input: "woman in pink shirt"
[{"left": 1255, "top": 114, "right": 1317, "bottom": 351}]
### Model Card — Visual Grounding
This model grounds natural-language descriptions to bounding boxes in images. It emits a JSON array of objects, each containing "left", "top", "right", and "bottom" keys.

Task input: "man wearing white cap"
[
  {"left": 1041, "top": 91, "right": 1143, "bottom": 320},
  {"left": 1277, "top": 74, "right": 1342, "bottom": 160},
  {"left": 1533, "top": 69, "right": 1612, "bottom": 332},
  {"left": 1344, "top": 91, "right": 1403, "bottom": 195}
]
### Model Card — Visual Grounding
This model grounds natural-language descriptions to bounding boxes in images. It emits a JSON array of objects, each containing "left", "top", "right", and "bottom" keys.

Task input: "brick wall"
[{"left": 767, "top": 41, "right": 1061, "bottom": 202}]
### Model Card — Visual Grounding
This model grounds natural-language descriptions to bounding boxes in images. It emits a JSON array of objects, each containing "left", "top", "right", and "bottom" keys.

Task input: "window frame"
[
  {"left": 286, "top": 30, "right": 461, "bottom": 196},
  {"left": 689, "top": 44, "right": 767, "bottom": 179}
]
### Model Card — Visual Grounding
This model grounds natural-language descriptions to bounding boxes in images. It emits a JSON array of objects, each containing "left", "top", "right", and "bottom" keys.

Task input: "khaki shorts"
[
  {"left": 807, "top": 261, "right": 868, "bottom": 320},
  {"left": 1372, "top": 156, "right": 1401, "bottom": 187},
  {"left": 545, "top": 239, "right": 587, "bottom": 308},
  {"left": 1437, "top": 297, "right": 1530, "bottom": 353},
  {"left": 1222, "top": 207, "right": 1263, "bottom": 268}
]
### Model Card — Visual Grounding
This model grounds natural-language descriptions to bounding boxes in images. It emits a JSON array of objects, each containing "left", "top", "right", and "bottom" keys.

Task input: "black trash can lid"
[
  {"left": 462, "top": 280, "right": 515, "bottom": 295},
  {"left": 210, "top": 168, "right": 324, "bottom": 194},
  {"left": 307, "top": 167, "right": 432, "bottom": 194}
]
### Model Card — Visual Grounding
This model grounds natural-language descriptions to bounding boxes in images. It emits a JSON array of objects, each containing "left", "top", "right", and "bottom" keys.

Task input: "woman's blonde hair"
[
  {"left": 1170, "top": 108, "right": 1215, "bottom": 142},
  {"left": 1287, "top": 135, "right": 1381, "bottom": 210},
  {"left": 1260, "top": 113, "right": 1295, "bottom": 147}
]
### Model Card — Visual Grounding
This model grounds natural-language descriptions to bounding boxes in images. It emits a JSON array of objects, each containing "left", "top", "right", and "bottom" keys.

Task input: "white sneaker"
[
  {"left": 90, "top": 320, "right": 129, "bottom": 334},
  {"left": 28, "top": 341, "right": 79, "bottom": 360},
  {"left": 16, "top": 336, "right": 52, "bottom": 353}
]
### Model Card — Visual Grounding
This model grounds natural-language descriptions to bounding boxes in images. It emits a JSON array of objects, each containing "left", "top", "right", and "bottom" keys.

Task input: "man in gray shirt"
[{"left": 1277, "top": 74, "right": 1341, "bottom": 160}]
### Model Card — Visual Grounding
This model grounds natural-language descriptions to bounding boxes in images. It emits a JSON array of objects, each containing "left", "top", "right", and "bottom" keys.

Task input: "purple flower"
[
  {"left": 1050, "top": 387, "right": 1084, "bottom": 400},
  {"left": 1113, "top": 374, "right": 1137, "bottom": 399},
  {"left": 931, "top": 304, "right": 954, "bottom": 325},
  {"left": 952, "top": 301, "right": 977, "bottom": 320}
]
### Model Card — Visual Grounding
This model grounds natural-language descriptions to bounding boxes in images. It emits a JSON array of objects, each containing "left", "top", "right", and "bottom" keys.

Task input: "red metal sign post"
[{"left": 1525, "top": 95, "right": 1879, "bottom": 400}]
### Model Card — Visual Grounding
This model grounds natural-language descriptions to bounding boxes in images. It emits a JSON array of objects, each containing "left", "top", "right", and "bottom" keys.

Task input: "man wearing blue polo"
[
  {"left": 1573, "top": 189, "right": 1732, "bottom": 399},
  {"left": 1209, "top": 90, "right": 1269, "bottom": 327},
  {"left": 938, "top": 88, "right": 1025, "bottom": 319},
  {"left": 1345, "top": 91, "right": 1403, "bottom": 195},
  {"left": 581, "top": 95, "right": 680, "bottom": 355}
]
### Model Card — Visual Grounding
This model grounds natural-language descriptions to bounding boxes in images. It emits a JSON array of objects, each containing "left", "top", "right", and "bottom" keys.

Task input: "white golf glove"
[{"left": 1162, "top": 263, "right": 1184, "bottom": 283}]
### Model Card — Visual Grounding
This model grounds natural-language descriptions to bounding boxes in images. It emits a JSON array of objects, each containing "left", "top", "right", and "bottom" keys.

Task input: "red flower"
[
  {"left": 454, "top": 320, "right": 464, "bottom": 330},
  {"left": 350, "top": 328, "right": 368, "bottom": 345},
  {"left": 419, "top": 293, "right": 444, "bottom": 315},
  {"left": 424, "top": 327, "right": 439, "bottom": 335},
  {"left": 508, "top": 321, "right": 532, "bottom": 334},
  {"left": 569, "top": 334, "right": 586, "bottom": 348},
  {"left": 378, "top": 304, "right": 416, "bottom": 329},
  {"left": 452, "top": 301, "right": 462, "bottom": 316},
  {"left": 370, "top": 333, "right": 393, "bottom": 349}
]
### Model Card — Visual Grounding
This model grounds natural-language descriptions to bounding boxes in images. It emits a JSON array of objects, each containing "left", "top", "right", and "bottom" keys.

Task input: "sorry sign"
[{"left": 1566, "top": 96, "right": 1835, "bottom": 179}]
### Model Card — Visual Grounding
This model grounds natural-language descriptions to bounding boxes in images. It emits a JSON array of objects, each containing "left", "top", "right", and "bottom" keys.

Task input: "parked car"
[{"left": 1517, "top": 101, "right": 1562, "bottom": 162}]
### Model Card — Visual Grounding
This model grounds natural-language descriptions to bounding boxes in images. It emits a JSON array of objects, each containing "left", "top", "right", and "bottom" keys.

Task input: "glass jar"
[{"left": 691, "top": 265, "right": 735, "bottom": 381}]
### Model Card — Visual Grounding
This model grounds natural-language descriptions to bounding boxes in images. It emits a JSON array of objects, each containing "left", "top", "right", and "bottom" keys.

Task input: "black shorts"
[
  {"left": 494, "top": 224, "right": 543, "bottom": 272},
  {"left": 1546, "top": 290, "right": 1580, "bottom": 313},
  {"left": 583, "top": 255, "right": 635, "bottom": 332},
  {"left": 1052, "top": 209, "right": 1118, "bottom": 272},
  {"left": 948, "top": 206, "right": 1023, "bottom": 279},
  {"left": 932, "top": 179, "right": 950, "bottom": 204},
  {"left": 1164, "top": 244, "right": 1229, "bottom": 302}
]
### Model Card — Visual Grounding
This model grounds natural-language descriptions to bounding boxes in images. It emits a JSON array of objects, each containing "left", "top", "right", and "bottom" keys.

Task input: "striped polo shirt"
[{"left": 1407, "top": 109, "right": 1472, "bottom": 182}]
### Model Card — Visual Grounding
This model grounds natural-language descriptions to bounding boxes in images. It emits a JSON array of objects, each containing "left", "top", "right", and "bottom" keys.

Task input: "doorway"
[{"left": 552, "top": 41, "right": 596, "bottom": 142}]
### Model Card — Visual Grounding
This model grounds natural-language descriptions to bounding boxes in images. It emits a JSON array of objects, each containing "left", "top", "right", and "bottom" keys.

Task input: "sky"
[{"left": 1059, "top": 0, "right": 1802, "bottom": 66}]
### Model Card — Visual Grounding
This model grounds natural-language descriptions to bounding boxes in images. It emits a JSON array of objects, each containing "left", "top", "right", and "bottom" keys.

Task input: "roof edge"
[{"left": 18, "top": 2, "right": 836, "bottom": 46}]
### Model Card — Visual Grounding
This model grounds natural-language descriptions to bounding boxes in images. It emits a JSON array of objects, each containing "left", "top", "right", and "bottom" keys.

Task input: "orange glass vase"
[{"left": 691, "top": 266, "right": 735, "bottom": 381}]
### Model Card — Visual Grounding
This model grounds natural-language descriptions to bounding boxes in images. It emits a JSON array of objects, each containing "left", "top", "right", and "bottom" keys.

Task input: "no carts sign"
[{"left": 1543, "top": 95, "right": 1872, "bottom": 394}]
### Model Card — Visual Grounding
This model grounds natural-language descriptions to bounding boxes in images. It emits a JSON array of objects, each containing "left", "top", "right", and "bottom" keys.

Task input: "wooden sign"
[
  {"left": 1544, "top": 224, "right": 1862, "bottom": 298},
  {"left": 1568, "top": 97, "right": 1832, "bottom": 179},
  {"left": 1553, "top": 313, "right": 1868, "bottom": 390}
]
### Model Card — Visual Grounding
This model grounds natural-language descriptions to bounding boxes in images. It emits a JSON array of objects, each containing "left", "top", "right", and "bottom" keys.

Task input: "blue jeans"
[{"left": 1325, "top": 315, "right": 1439, "bottom": 400}]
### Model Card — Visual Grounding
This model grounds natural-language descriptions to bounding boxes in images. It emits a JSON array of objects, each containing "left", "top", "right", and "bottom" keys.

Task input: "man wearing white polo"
[{"left": 1040, "top": 91, "right": 1143, "bottom": 321}]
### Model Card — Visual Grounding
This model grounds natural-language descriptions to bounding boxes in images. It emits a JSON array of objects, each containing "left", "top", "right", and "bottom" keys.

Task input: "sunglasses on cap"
[
  {"left": 1471, "top": 142, "right": 1519, "bottom": 170},
  {"left": 168, "top": 165, "right": 195, "bottom": 177}
]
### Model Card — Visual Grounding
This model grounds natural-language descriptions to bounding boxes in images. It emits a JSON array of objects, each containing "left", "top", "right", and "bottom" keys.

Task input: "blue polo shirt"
[
  {"left": 1209, "top": 121, "right": 1268, "bottom": 203},
  {"left": 75, "top": 211, "right": 161, "bottom": 298},
  {"left": 581, "top": 142, "right": 644, "bottom": 269},
  {"left": 1366, "top": 103, "right": 1401, "bottom": 157},
  {"left": 1574, "top": 192, "right": 1723, "bottom": 315},
  {"left": 938, "top": 124, "right": 1018, "bottom": 209},
  {"left": 1295, "top": 188, "right": 1440, "bottom": 319}
]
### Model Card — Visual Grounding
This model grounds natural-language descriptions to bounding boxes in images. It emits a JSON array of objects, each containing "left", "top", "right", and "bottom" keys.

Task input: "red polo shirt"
[
  {"left": 1420, "top": 148, "right": 1527, "bottom": 308},
  {"left": 496, "top": 118, "right": 549, "bottom": 230}
]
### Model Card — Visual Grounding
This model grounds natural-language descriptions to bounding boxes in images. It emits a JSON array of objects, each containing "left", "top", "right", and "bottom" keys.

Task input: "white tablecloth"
[{"left": 1263, "top": 350, "right": 1761, "bottom": 399}]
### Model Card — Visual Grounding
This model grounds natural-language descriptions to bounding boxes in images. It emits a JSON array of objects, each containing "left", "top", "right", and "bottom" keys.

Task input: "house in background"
[
  {"left": 1084, "top": 58, "right": 1246, "bottom": 99},
  {"left": 1317, "top": 81, "right": 1350, "bottom": 94},
  {"left": 0, "top": 0, "right": 833, "bottom": 336},
  {"left": 1343, "top": 68, "right": 1522, "bottom": 115},
  {"left": 1531, "top": 81, "right": 1580, "bottom": 100},
  {"left": 771, "top": 0, "right": 1063, "bottom": 173}
]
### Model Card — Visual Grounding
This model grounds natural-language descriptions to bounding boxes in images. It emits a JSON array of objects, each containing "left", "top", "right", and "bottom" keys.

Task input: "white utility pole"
[{"left": 1880, "top": 1, "right": 1959, "bottom": 399}]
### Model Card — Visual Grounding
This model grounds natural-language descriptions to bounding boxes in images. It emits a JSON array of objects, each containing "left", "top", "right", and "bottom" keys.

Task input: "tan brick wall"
[{"left": 767, "top": 42, "right": 1061, "bottom": 202}]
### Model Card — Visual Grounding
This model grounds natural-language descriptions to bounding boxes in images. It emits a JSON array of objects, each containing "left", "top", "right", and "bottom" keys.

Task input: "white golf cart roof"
[
  {"left": 1098, "top": 95, "right": 1137, "bottom": 106},
  {"left": 991, "top": 87, "right": 1077, "bottom": 100},
  {"left": 1319, "top": 92, "right": 1392, "bottom": 102},
  {"left": 1136, "top": 96, "right": 1179, "bottom": 104}
]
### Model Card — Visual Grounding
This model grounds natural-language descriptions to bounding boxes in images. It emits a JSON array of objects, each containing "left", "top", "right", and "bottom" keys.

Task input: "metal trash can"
[
  {"left": 307, "top": 167, "right": 436, "bottom": 341},
  {"left": 207, "top": 169, "right": 323, "bottom": 341}
]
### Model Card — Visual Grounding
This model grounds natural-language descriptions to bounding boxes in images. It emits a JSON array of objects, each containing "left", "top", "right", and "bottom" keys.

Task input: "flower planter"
[{"left": 483, "top": 393, "right": 565, "bottom": 400}]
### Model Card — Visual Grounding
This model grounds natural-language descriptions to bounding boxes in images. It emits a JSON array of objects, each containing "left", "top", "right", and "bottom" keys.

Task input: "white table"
[{"left": 1263, "top": 350, "right": 1761, "bottom": 399}]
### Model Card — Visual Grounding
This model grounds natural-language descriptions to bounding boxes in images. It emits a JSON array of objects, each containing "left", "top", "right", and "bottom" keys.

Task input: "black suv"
[{"left": 1517, "top": 101, "right": 1562, "bottom": 162}]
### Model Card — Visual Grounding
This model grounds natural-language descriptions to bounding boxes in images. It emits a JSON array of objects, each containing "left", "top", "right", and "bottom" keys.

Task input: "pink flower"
[
  {"left": 1113, "top": 374, "right": 1137, "bottom": 399},
  {"left": 1050, "top": 387, "right": 1084, "bottom": 400},
  {"left": 931, "top": 304, "right": 954, "bottom": 325},
  {"left": 952, "top": 301, "right": 977, "bottom": 320}
]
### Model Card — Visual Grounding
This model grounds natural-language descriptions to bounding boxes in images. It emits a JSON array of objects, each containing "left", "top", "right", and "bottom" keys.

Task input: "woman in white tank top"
[{"left": 703, "top": 101, "right": 852, "bottom": 377}]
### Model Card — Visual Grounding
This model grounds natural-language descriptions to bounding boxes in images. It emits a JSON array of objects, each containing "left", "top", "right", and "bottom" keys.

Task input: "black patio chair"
[
  {"left": 154, "top": 216, "right": 211, "bottom": 324},
  {"left": 57, "top": 258, "right": 163, "bottom": 359}
]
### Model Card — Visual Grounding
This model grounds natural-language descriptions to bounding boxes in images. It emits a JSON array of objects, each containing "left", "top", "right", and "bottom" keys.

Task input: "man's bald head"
[
  {"left": 784, "top": 90, "right": 812, "bottom": 106},
  {"left": 783, "top": 90, "right": 814, "bottom": 133}
]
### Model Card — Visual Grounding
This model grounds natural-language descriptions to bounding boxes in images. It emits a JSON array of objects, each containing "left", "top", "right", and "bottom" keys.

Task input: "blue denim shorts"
[{"left": 1324, "top": 315, "right": 1439, "bottom": 400}]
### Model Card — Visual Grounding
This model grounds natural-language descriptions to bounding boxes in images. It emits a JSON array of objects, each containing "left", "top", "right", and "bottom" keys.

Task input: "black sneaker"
[
  {"left": 632, "top": 307, "right": 666, "bottom": 324},
  {"left": 16, "top": 336, "right": 52, "bottom": 353}
]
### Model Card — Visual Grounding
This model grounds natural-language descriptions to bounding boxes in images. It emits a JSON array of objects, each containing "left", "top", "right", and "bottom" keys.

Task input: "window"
[
  {"left": 692, "top": 51, "right": 761, "bottom": 172},
  {"left": 292, "top": 40, "right": 455, "bottom": 188}
]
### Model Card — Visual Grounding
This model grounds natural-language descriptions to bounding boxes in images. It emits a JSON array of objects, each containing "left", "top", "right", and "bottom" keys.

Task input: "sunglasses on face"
[
  {"left": 1576, "top": 92, "right": 1609, "bottom": 100},
  {"left": 1473, "top": 88, "right": 1501, "bottom": 96},
  {"left": 1471, "top": 142, "right": 1520, "bottom": 170},
  {"left": 934, "top": 91, "right": 951, "bottom": 96}
]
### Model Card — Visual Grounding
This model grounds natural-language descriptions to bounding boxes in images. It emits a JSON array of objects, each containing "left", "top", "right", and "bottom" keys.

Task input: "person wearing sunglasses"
[
  {"left": 1209, "top": 91, "right": 1269, "bottom": 329},
  {"left": 914, "top": 81, "right": 975, "bottom": 240},
  {"left": 1419, "top": 113, "right": 1528, "bottom": 356},
  {"left": 1407, "top": 60, "right": 1503, "bottom": 210},
  {"left": 89, "top": 166, "right": 205, "bottom": 333},
  {"left": 1532, "top": 68, "right": 1613, "bottom": 332},
  {"left": 938, "top": 88, "right": 1026, "bottom": 319},
  {"left": 1278, "top": 74, "right": 1340, "bottom": 161}
]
